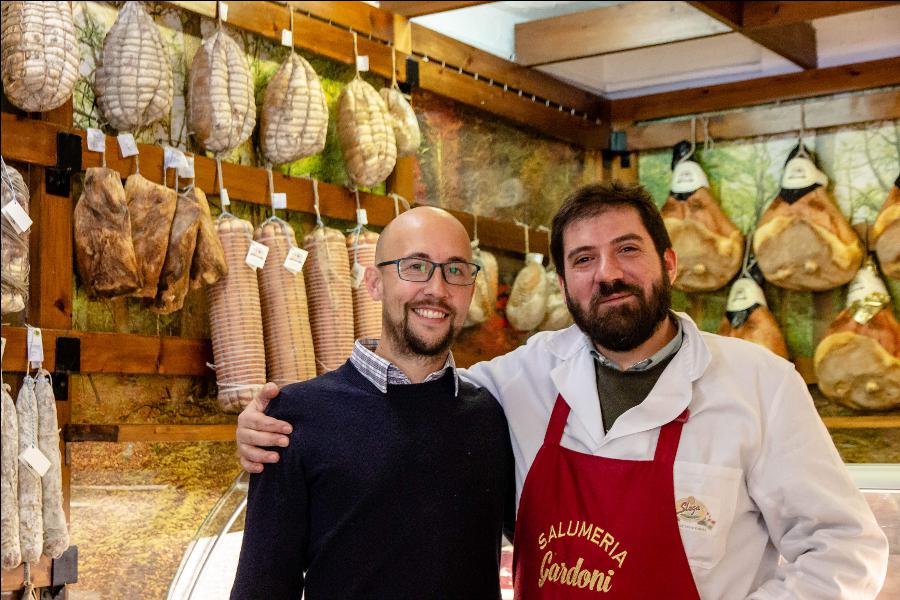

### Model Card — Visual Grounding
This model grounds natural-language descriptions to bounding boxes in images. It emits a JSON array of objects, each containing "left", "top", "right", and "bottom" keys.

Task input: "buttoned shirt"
[
  {"left": 349, "top": 339, "right": 459, "bottom": 396},
  {"left": 590, "top": 312, "right": 684, "bottom": 371}
]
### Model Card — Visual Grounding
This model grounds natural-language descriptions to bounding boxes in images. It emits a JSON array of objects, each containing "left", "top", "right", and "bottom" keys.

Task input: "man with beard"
[
  {"left": 236, "top": 183, "right": 888, "bottom": 598},
  {"left": 230, "top": 206, "right": 515, "bottom": 599}
]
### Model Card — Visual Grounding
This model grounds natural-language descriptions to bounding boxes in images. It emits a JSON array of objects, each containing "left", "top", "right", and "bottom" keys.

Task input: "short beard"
[
  {"left": 565, "top": 271, "right": 672, "bottom": 352},
  {"left": 385, "top": 302, "right": 460, "bottom": 358}
]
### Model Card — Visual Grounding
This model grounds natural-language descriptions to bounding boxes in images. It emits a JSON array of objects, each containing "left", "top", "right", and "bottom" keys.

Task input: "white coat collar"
[{"left": 547, "top": 313, "right": 712, "bottom": 450}]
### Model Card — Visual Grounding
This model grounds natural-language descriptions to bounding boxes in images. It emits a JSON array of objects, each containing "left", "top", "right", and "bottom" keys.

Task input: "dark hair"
[{"left": 550, "top": 181, "right": 671, "bottom": 277}]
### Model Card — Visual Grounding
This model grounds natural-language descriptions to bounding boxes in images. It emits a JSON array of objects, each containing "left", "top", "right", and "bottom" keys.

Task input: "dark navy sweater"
[{"left": 231, "top": 361, "right": 515, "bottom": 600}]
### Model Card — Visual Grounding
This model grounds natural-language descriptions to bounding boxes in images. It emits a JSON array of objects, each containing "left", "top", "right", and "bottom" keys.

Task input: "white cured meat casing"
[
  {"left": 16, "top": 377, "right": 42, "bottom": 563},
  {"left": 379, "top": 87, "right": 421, "bottom": 157},
  {"left": 260, "top": 53, "right": 329, "bottom": 165},
  {"left": 347, "top": 228, "right": 382, "bottom": 340},
  {"left": 1, "top": 162, "right": 30, "bottom": 315},
  {"left": 207, "top": 214, "right": 266, "bottom": 413},
  {"left": 94, "top": 1, "right": 173, "bottom": 132},
  {"left": 189, "top": 28, "right": 256, "bottom": 154},
  {"left": 0, "top": 1, "right": 80, "bottom": 113},
  {"left": 254, "top": 218, "right": 317, "bottom": 387},
  {"left": 539, "top": 270, "right": 572, "bottom": 332},
  {"left": 125, "top": 173, "right": 177, "bottom": 299},
  {"left": 465, "top": 248, "right": 498, "bottom": 327},
  {"left": 338, "top": 78, "right": 397, "bottom": 188},
  {"left": 304, "top": 227, "right": 355, "bottom": 374},
  {"left": 34, "top": 370, "right": 68, "bottom": 559},
  {"left": 506, "top": 257, "right": 548, "bottom": 332},
  {"left": 1, "top": 383, "right": 21, "bottom": 569},
  {"left": 73, "top": 168, "right": 142, "bottom": 299}
]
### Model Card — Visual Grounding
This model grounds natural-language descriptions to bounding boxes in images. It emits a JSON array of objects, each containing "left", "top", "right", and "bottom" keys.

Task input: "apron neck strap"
[
  {"left": 654, "top": 408, "right": 690, "bottom": 463},
  {"left": 545, "top": 395, "right": 571, "bottom": 445}
]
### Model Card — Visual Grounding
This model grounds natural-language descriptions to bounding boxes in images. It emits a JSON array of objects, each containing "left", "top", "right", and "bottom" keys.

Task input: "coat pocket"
[{"left": 673, "top": 462, "right": 742, "bottom": 570}]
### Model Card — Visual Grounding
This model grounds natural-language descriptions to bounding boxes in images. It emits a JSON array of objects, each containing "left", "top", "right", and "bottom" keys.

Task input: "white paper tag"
[
  {"left": 20, "top": 446, "right": 51, "bottom": 478},
  {"left": 781, "top": 157, "right": 818, "bottom": 189},
  {"left": 671, "top": 160, "right": 710, "bottom": 194},
  {"left": 1, "top": 337, "right": 6, "bottom": 361},
  {"left": 177, "top": 155, "right": 195, "bottom": 178},
  {"left": 351, "top": 262, "right": 366, "bottom": 289},
  {"left": 271, "top": 192, "right": 287, "bottom": 210},
  {"left": 526, "top": 252, "right": 544, "bottom": 266},
  {"left": 356, "top": 208, "right": 368, "bottom": 225},
  {"left": 86, "top": 128, "right": 106, "bottom": 153},
  {"left": 164, "top": 146, "right": 185, "bottom": 170},
  {"left": 847, "top": 263, "right": 888, "bottom": 308},
  {"left": 117, "top": 133, "right": 139, "bottom": 158},
  {"left": 27, "top": 327, "right": 43, "bottom": 367},
  {"left": 220, "top": 188, "right": 230, "bottom": 207},
  {"left": 245, "top": 241, "right": 269, "bottom": 270},
  {"left": 2, "top": 200, "right": 32, "bottom": 234},
  {"left": 356, "top": 55, "right": 369, "bottom": 72},
  {"left": 281, "top": 29, "right": 293, "bottom": 47},
  {"left": 283, "top": 246, "right": 309, "bottom": 273},
  {"left": 727, "top": 277, "right": 767, "bottom": 311},
  {"left": 218, "top": 1, "right": 228, "bottom": 21}
]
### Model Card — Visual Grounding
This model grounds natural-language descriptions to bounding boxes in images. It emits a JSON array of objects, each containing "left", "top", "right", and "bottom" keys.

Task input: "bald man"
[{"left": 230, "top": 207, "right": 515, "bottom": 600}]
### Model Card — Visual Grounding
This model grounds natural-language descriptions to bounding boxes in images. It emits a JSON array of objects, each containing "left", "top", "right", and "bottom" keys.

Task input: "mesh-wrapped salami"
[
  {"left": 347, "top": 228, "right": 382, "bottom": 340},
  {"left": 74, "top": 167, "right": 141, "bottom": 299},
  {"left": 254, "top": 217, "right": 317, "bottom": 387},
  {"left": 1, "top": 383, "right": 21, "bottom": 569},
  {"left": 260, "top": 52, "right": 329, "bottom": 165},
  {"left": 304, "top": 226, "right": 355, "bottom": 374},
  {"left": 506, "top": 254, "right": 548, "bottom": 332},
  {"left": 125, "top": 173, "right": 177, "bottom": 299},
  {"left": 189, "top": 27, "right": 256, "bottom": 154},
  {"left": 1, "top": 160, "right": 29, "bottom": 315},
  {"left": 207, "top": 214, "right": 266, "bottom": 412},
  {"left": 379, "top": 86, "right": 421, "bottom": 158},
  {"left": 337, "top": 77, "right": 397, "bottom": 188},
  {"left": 94, "top": 1, "right": 173, "bottom": 132},
  {"left": 16, "top": 377, "right": 42, "bottom": 563},
  {"left": 0, "top": 1, "right": 80, "bottom": 113},
  {"left": 35, "top": 370, "right": 68, "bottom": 559}
]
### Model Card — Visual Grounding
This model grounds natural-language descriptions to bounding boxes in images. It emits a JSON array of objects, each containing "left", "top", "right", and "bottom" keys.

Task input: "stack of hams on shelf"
[
  {"left": 717, "top": 270, "right": 789, "bottom": 359},
  {"left": 872, "top": 174, "right": 900, "bottom": 279},
  {"left": 753, "top": 145, "right": 863, "bottom": 291},
  {"left": 661, "top": 141, "right": 743, "bottom": 292},
  {"left": 815, "top": 259, "right": 899, "bottom": 411}
]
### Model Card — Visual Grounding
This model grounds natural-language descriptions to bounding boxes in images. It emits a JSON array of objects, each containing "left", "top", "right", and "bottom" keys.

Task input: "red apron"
[{"left": 512, "top": 394, "right": 700, "bottom": 599}]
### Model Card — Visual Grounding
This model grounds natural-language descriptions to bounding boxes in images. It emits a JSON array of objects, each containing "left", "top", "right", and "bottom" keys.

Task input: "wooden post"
[{"left": 387, "top": 13, "right": 417, "bottom": 205}]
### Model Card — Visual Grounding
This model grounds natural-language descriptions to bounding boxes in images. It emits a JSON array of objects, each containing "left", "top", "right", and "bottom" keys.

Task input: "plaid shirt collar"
[{"left": 350, "top": 339, "right": 459, "bottom": 396}]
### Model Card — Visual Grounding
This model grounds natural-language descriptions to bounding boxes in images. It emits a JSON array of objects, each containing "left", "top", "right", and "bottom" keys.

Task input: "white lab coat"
[{"left": 461, "top": 313, "right": 888, "bottom": 600}]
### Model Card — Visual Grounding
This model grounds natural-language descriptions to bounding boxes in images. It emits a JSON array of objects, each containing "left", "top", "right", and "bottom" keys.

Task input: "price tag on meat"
[
  {"left": 351, "top": 262, "right": 366, "bottom": 289},
  {"left": 117, "top": 133, "right": 139, "bottom": 158},
  {"left": 356, "top": 208, "right": 368, "bottom": 225},
  {"left": 2, "top": 199, "right": 32, "bottom": 233},
  {"left": 86, "top": 128, "right": 106, "bottom": 153},
  {"left": 178, "top": 155, "right": 195, "bottom": 178},
  {"left": 356, "top": 55, "right": 369, "bottom": 72},
  {"left": 281, "top": 29, "right": 293, "bottom": 47},
  {"left": 19, "top": 446, "right": 51, "bottom": 478},
  {"left": 27, "top": 327, "right": 43, "bottom": 367},
  {"left": 245, "top": 241, "right": 269, "bottom": 270},
  {"left": 271, "top": 192, "right": 287, "bottom": 210},
  {"left": 164, "top": 146, "right": 185, "bottom": 170},
  {"left": 528, "top": 252, "right": 544, "bottom": 265},
  {"left": 284, "top": 247, "right": 309, "bottom": 273},
  {"left": 217, "top": 1, "right": 228, "bottom": 21},
  {"left": 220, "top": 188, "right": 231, "bottom": 207}
]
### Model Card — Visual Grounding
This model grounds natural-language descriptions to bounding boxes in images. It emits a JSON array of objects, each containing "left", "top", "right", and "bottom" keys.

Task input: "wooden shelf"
[{"left": 64, "top": 423, "right": 236, "bottom": 443}]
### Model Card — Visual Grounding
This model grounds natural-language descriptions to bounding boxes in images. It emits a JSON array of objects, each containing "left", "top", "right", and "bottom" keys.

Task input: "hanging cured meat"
[
  {"left": 189, "top": 27, "right": 256, "bottom": 154},
  {"left": 304, "top": 226, "right": 355, "bottom": 374},
  {"left": 661, "top": 142, "right": 743, "bottom": 292},
  {"left": 338, "top": 77, "right": 397, "bottom": 188},
  {"left": 539, "top": 270, "right": 573, "bottom": 332},
  {"left": 1, "top": 383, "right": 20, "bottom": 569},
  {"left": 872, "top": 175, "right": 900, "bottom": 279},
  {"left": 380, "top": 86, "right": 421, "bottom": 158},
  {"left": 1, "top": 161, "right": 29, "bottom": 315},
  {"left": 260, "top": 52, "right": 329, "bottom": 165},
  {"left": 347, "top": 228, "right": 382, "bottom": 340},
  {"left": 74, "top": 168, "right": 141, "bottom": 299},
  {"left": 814, "top": 260, "right": 899, "bottom": 410},
  {"left": 153, "top": 187, "right": 201, "bottom": 314},
  {"left": 0, "top": 1, "right": 80, "bottom": 113},
  {"left": 254, "top": 217, "right": 317, "bottom": 387},
  {"left": 35, "top": 371, "right": 67, "bottom": 559},
  {"left": 207, "top": 214, "right": 267, "bottom": 413},
  {"left": 189, "top": 187, "right": 227, "bottom": 289},
  {"left": 94, "top": 1, "right": 173, "bottom": 132},
  {"left": 753, "top": 146, "right": 863, "bottom": 291},
  {"left": 717, "top": 276, "right": 789, "bottom": 359},
  {"left": 465, "top": 248, "right": 493, "bottom": 327},
  {"left": 125, "top": 173, "right": 177, "bottom": 299},
  {"left": 16, "top": 377, "right": 42, "bottom": 564},
  {"left": 506, "top": 254, "right": 548, "bottom": 332}
]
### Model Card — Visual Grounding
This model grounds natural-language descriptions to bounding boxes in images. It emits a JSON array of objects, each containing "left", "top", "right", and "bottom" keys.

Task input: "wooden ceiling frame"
[{"left": 379, "top": 1, "right": 495, "bottom": 18}]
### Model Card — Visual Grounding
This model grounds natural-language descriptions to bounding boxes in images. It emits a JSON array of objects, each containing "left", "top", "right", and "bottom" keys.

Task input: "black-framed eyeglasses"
[{"left": 377, "top": 257, "right": 481, "bottom": 286}]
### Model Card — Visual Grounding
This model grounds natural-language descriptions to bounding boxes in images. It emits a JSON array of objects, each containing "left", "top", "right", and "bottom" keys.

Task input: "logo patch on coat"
[{"left": 676, "top": 495, "right": 717, "bottom": 531}]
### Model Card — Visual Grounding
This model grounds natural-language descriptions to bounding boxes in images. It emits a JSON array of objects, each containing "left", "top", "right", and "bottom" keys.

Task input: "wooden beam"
[
  {"left": 64, "top": 424, "right": 236, "bottom": 443},
  {"left": 743, "top": 21, "right": 818, "bottom": 69},
  {"left": 821, "top": 416, "right": 900, "bottom": 429},
  {"left": 610, "top": 57, "right": 900, "bottom": 122},
  {"left": 742, "top": 1, "right": 899, "bottom": 28},
  {"left": 625, "top": 89, "right": 900, "bottom": 150},
  {"left": 514, "top": 1, "right": 732, "bottom": 67},
  {"left": 1, "top": 556, "right": 52, "bottom": 592},
  {"left": 380, "top": 1, "right": 492, "bottom": 17},
  {"left": 286, "top": 1, "right": 395, "bottom": 42}
]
